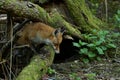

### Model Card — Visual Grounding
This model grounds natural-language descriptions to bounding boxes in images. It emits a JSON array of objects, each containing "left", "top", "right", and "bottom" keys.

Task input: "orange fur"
[{"left": 17, "top": 22, "right": 65, "bottom": 53}]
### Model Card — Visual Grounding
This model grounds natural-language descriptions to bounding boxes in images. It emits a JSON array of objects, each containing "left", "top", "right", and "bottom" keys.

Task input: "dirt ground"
[
  {"left": 51, "top": 57, "right": 120, "bottom": 80},
  {"left": 47, "top": 30, "right": 120, "bottom": 80}
]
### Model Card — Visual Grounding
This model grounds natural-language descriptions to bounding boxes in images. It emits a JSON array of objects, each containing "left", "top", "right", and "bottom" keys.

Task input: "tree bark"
[
  {"left": 16, "top": 45, "right": 55, "bottom": 80},
  {"left": 29, "top": 0, "right": 49, "bottom": 4},
  {"left": 64, "top": 0, "right": 105, "bottom": 33},
  {"left": 0, "top": 0, "right": 82, "bottom": 38}
]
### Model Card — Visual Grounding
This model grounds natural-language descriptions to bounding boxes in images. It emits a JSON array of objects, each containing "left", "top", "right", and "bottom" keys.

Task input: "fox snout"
[
  {"left": 52, "top": 45, "right": 60, "bottom": 54},
  {"left": 55, "top": 50, "right": 60, "bottom": 54}
]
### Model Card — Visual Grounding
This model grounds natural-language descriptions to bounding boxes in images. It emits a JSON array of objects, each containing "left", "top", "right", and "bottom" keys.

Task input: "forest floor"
[
  {"left": 46, "top": 28, "right": 120, "bottom": 80},
  {"left": 51, "top": 57, "right": 120, "bottom": 80}
]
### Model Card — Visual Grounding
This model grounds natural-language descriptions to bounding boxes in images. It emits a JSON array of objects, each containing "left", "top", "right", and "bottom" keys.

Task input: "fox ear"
[
  {"left": 53, "top": 27, "right": 66, "bottom": 36},
  {"left": 60, "top": 27, "right": 66, "bottom": 34},
  {"left": 53, "top": 28, "right": 60, "bottom": 36}
]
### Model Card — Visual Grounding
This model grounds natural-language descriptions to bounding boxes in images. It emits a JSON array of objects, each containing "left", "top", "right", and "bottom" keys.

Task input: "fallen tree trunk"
[
  {"left": 16, "top": 45, "right": 55, "bottom": 80},
  {"left": 0, "top": 17, "right": 54, "bottom": 80},
  {"left": 0, "top": 0, "right": 82, "bottom": 38},
  {"left": 64, "top": 0, "right": 105, "bottom": 33},
  {"left": 28, "top": 0, "right": 49, "bottom": 4}
]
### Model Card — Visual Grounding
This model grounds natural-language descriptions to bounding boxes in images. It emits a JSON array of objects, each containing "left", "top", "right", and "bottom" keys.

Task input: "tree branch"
[{"left": 0, "top": 0, "right": 82, "bottom": 38}]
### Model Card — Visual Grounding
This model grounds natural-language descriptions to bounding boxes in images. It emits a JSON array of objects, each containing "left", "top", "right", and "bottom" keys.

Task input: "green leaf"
[
  {"left": 80, "top": 48, "right": 88, "bottom": 54},
  {"left": 104, "top": 30, "right": 109, "bottom": 34},
  {"left": 115, "top": 15, "right": 118, "bottom": 19},
  {"left": 101, "top": 46, "right": 107, "bottom": 51},
  {"left": 47, "top": 67, "right": 56, "bottom": 74},
  {"left": 73, "top": 42, "right": 80, "bottom": 47},
  {"left": 94, "top": 40, "right": 103, "bottom": 46},
  {"left": 92, "top": 29, "right": 97, "bottom": 33},
  {"left": 97, "top": 57, "right": 101, "bottom": 61},
  {"left": 87, "top": 43, "right": 96, "bottom": 47},
  {"left": 85, "top": 73, "right": 96, "bottom": 78},
  {"left": 112, "top": 33, "right": 119, "bottom": 37},
  {"left": 76, "top": 77, "right": 82, "bottom": 80},
  {"left": 89, "top": 36, "right": 97, "bottom": 39},
  {"left": 96, "top": 47, "right": 104, "bottom": 54},
  {"left": 117, "top": 10, "right": 120, "bottom": 14},
  {"left": 84, "top": 35, "right": 89, "bottom": 39},
  {"left": 98, "top": 30, "right": 108, "bottom": 37},
  {"left": 79, "top": 40, "right": 88, "bottom": 46},
  {"left": 88, "top": 52, "right": 96, "bottom": 58},
  {"left": 79, "top": 40, "right": 82, "bottom": 45},
  {"left": 83, "top": 58, "right": 89, "bottom": 63},
  {"left": 89, "top": 35, "right": 98, "bottom": 40},
  {"left": 107, "top": 44, "right": 116, "bottom": 48}
]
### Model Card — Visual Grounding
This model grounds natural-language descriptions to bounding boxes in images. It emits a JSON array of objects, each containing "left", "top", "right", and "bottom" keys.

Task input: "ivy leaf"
[
  {"left": 83, "top": 58, "right": 89, "bottom": 63},
  {"left": 117, "top": 10, "right": 120, "bottom": 14},
  {"left": 80, "top": 48, "right": 88, "bottom": 54},
  {"left": 95, "top": 40, "right": 103, "bottom": 46},
  {"left": 87, "top": 43, "right": 96, "bottom": 47},
  {"left": 85, "top": 73, "right": 96, "bottom": 78},
  {"left": 76, "top": 77, "right": 82, "bottom": 80},
  {"left": 97, "top": 57, "right": 101, "bottom": 61},
  {"left": 89, "top": 36, "right": 97, "bottom": 39},
  {"left": 79, "top": 40, "right": 88, "bottom": 46},
  {"left": 115, "top": 15, "right": 120, "bottom": 21},
  {"left": 96, "top": 47, "right": 104, "bottom": 55},
  {"left": 112, "top": 33, "right": 119, "bottom": 37},
  {"left": 73, "top": 42, "right": 80, "bottom": 47},
  {"left": 101, "top": 46, "right": 107, "bottom": 51},
  {"left": 88, "top": 52, "right": 96, "bottom": 58},
  {"left": 107, "top": 44, "right": 116, "bottom": 48}
]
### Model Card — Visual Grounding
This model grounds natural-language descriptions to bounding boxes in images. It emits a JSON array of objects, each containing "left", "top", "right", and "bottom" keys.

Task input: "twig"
[
  {"left": 105, "top": 0, "right": 108, "bottom": 22},
  {"left": 13, "top": 45, "right": 30, "bottom": 49},
  {"left": 0, "top": 31, "right": 5, "bottom": 33},
  {"left": 13, "top": 19, "right": 30, "bottom": 35},
  {"left": 7, "top": 14, "right": 13, "bottom": 80},
  {"left": 0, "top": 59, "right": 6, "bottom": 64},
  {"left": 0, "top": 41, "right": 7, "bottom": 43},
  {"left": 0, "top": 19, "right": 30, "bottom": 61}
]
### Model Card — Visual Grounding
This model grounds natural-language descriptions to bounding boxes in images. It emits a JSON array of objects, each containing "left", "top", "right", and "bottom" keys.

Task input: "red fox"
[{"left": 16, "top": 22, "right": 65, "bottom": 53}]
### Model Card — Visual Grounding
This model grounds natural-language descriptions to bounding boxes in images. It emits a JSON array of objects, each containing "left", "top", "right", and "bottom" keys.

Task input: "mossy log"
[
  {"left": 19, "top": 0, "right": 49, "bottom": 4},
  {"left": 64, "top": 0, "right": 105, "bottom": 33},
  {"left": 28, "top": 0, "right": 49, "bottom": 4},
  {"left": 16, "top": 45, "right": 55, "bottom": 80},
  {"left": 0, "top": 20, "right": 54, "bottom": 79},
  {"left": 0, "top": 0, "right": 82, "bottom": 38}
]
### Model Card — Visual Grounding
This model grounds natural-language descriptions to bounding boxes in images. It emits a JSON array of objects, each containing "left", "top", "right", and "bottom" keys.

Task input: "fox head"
[{"left": 50, "top": 27, "right": 65, "bottom": 54}]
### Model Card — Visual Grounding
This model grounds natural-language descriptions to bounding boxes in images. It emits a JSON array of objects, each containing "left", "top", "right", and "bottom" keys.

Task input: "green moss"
[
  {"left": 0, "top": 0, "right": 82, "bottom": 38},
  {"left": 16, "top": 45, "right": 55, "bottom": 80},
  {"left": 65, "top": 0, "right": 105, "bottom": 33},
  {"left": 49, "top": 11, "right": 82, "bottom": 38},
  {"left": 29, "top": 0, "right": 48, "bottom": 4}
]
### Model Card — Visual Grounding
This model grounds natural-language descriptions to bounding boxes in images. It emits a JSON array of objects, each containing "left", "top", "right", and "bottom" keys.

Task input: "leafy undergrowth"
[{"left": 43, "top": 30, "right": 120, "bottom": 80}]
